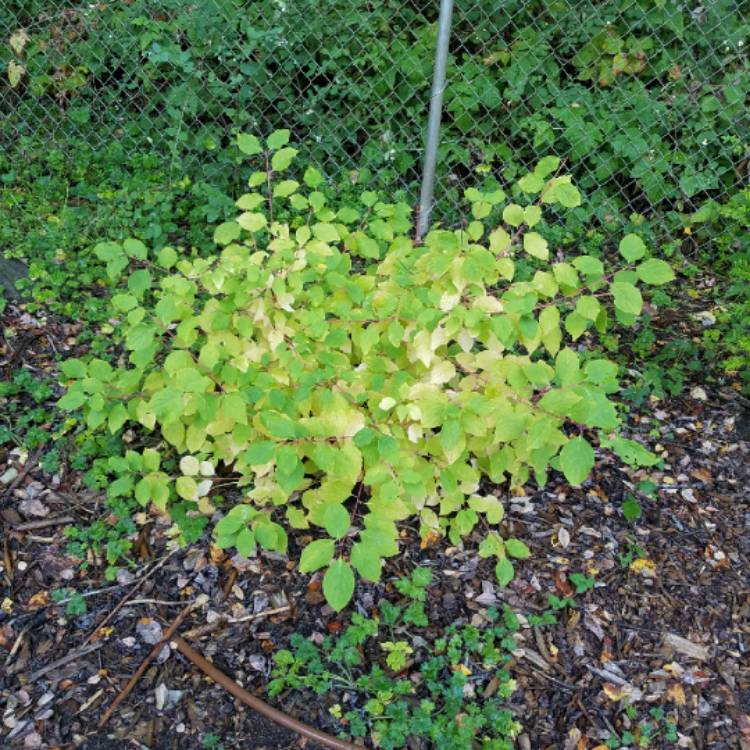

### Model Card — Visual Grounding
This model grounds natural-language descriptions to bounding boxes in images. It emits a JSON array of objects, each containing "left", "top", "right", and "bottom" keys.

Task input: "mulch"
[{"left": 1, "top": 303, "right": 749, "bottom": 750}]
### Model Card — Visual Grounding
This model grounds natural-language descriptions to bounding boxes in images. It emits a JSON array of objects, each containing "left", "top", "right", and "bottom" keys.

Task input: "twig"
[
  {"left": 3, "top": 532, "right": 12, "bottom": 585},
  {"left": 180, "top": 605, "right": 291, "bottom": 641},
  {"left": 2, "top": 447, "right": 44, "bottom": 497},
  {"left": 586, "top": 664, "right": 629, "bottom": 686},
  {"left": 26, "top": 642, "right": 103, "bottom": 682},
  {"left": 11, "top": 515, "right": 74, "bottom": 532},
  {"left": 82, "top": 552, "right": 175, "bottom": 646},
  {"left": 174, "top": 636, "right": 364, "bottom": 750},
  {"left": 98, "top": 601, "right": 195, "bottom": 728},
  {"left": 517, "top": 665, "right": 578, "bottom": 691}
]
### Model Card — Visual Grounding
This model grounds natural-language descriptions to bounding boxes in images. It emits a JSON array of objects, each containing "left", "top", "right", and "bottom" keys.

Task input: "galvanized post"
[{"left": 417, "top": 0, "right": 454, "bottom": 240}]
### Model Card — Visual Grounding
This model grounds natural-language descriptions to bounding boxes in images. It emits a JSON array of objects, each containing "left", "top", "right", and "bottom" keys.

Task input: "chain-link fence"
[{"left": 2, "top": 1, "right": 748, "bottom": 232}]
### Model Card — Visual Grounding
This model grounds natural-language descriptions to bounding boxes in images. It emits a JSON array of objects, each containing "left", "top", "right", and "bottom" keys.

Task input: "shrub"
[{"left": 59, "top": 133, "right": 671, "bottom": 610}]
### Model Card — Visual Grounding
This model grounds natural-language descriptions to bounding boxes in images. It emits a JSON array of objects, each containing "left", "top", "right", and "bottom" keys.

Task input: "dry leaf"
[
  {"left": 420, "top": 530, "right": 441, "bottom": 550},
  {"left": 667, "top": 682, "right": 686, "bottom": 705},
  {"left": 555, "top": 572, "right": 574, "bottom": 596},
  {"left": 8, "top": 61, "right": 25, "bottom": 88},
  {"left": 602, "top": 682, "right": 630, "bottom": 701},
  {"left": 9, "top": 29, "right": 30, "bottom": 55},
  {"left": 629, "top": 558, "right": 656, "bottom": 577},
  {"left": 557, "top": 527, "right": 570, "bottom": 548},
  {"left": 28, "top": 591, "right": 50, "bottom": 609}
]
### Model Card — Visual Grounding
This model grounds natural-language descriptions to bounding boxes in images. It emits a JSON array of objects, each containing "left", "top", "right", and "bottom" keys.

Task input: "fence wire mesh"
[{"left": 1, "top": 1, "right": 748, "bottom": 232}]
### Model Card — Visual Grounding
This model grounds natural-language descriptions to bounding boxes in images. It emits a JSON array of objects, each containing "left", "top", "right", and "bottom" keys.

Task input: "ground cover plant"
[
  {"left": 57, "top": 134, "right": 672, "bottom": 612},
  {"left": 268, "top": 567, "right": 523, "bottom": 750}
]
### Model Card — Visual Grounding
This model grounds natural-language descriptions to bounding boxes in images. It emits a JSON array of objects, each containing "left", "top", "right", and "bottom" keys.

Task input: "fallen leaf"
[
  {"left": 555, "top": 572, "right": 573, "bottom": 597},
  {"left": 662, "top": 633, "right": 709, "bottom": 661},
  {"left": 667, "top": 682, "right": 686, "bottom": 705},
  {"left": 557, "top": 527, "right": 570, "bottom": 548},
  {"left": 420, "top": 530, "right": 441, "bottom": 550},
  {"left": 136, "top": 617, "right": 164, "bottom": 645},
  {"left": 629, "top": 558, "right": 656, "bottom": 577},
  {"left": 602, "top": 682, "right": 630, "bottom": 701},
  {"left": 27, "top": 591, "right": 49, "bottom": 609},
  {"left": 18, "top": 498, "right": 49, "bottom": 518}
]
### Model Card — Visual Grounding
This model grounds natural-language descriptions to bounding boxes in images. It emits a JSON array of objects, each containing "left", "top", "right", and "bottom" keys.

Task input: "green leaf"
[
  {"left": 313, "top": 222, "right": 339, "bottom": 243},
  {"left": 273, "top": 179, "right": 299, "bottom": 198},
  {"left": 176, "top": 476, "right": 198, "bottom": 500},
  {"left": 58, "top": 390, "right": 87, "bottom": 410},
  {"left": 123, "top": 238, "right": 147, "bottom": 260},
  {"left": 267, "top": 129, "right": 291, "bottom": 150},
  {"left": 504, "top": 538, "right": 531, "bottom": 559},
  {"left": 321, "top": 504, "right": 350, "bottom": 539},
  {"left": 299, "top": 539, "right": 335, "bottom": 573},
  {"left": 439, "top": 419, "right": 464, "bottom": 463},
  {"left": 94, "top": 242, "right": 122, "bottom": 262},
  {"left": 534, "top": 155, "right": 560, "bottom": 177},
  {"left": 323, "top": 559, "right": 355, "bottom": 612},
  {"left": 353, "top": 428, "right": 377, "bottom": 448},
  {"left": 524, "top": 205, "right": 542, "bottom": 227},
  {"left": 495, "top": 558, "right": 515, "bottom": 587},
  {"left": 564, "top": 311, "right": 588, "bottom": 340},
  {"left": 610, "top": 282, "right": 643, "bottom": 316},
  {"left": 243, "top": 441, "right": 276, "bottom": 465},
  {"left": 576, "top": 295, "right": 600, "bottom": 320},
  {"left": 261, "top": 411, "right": 297, "bottom": 439},
  {"left": 350, "top": 542, "right": 381, "bottom": 582},
  {"left": 237, "top": 133, "right": 262, "bottom": 155},
  {"left": 255, "top": 521, "right": 288, "bottom": 553},
  {"left": 552, "top": 181, "right": 582, "bottom": 208},
  {"left": 271, "top": 147, "right": 298, "bottom": 172},
  {"left": 559, "top": 437, "right": 595, "bottom": 486},
  {"left": 304, "top": 166, "right": 324, "bottom": 188},
  {"left": 518, "top": 172, "right": 545, "bottom": 194},
  {"left": 107, "top": 403, "right": 128, "bottom": 433},
  {"left": 112, "top": 294, "right": 138, "bottom": 312},
  {"left": 213, "top": 221, "right": 241, "bottom": 246},
  {"left": 523, "top": 232, "right": 549, "bottom": 260},
  {"left": 636, "top": 258, "right": 675, "bottom": 285},
  {"left": 237, "top": 212, "right": 268, "bottom": 233},
  {"left": 619, "top": 234, "right": 646, "bottom": 262},
  {"left": 236, "top": 527, "right": 256, "bottom": 557},
  {"left": 236, "top": 193, "right": 265, "bottom": 210},
  {"left": 157, "top": 246, "right": 178, "bottom": 268},
  {"left": 215, "top": 513, "right": 244, "bottom": 536},
  {"left": 128, "top": 269, "right": 152, "bottom": 298},
  {"left": 143, "top": 448, "right": 160, "bottom": 472},
  {"left": 611, "top": 437, "right": 660, "bottom": 467},
  {"left": 622, "top": 495, "right": 642, "bottom": 522},
  {"left": 569, "top": 572, "right": 596, "bottom": 593},
  {"left": 502, "top": 203, "right": 524, "bottom": 227},
  {"left": 60, "top": 359, "right": 86, "bottom": 379}
]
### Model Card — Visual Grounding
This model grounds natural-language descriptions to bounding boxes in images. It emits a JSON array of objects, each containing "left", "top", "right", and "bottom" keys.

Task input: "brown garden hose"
[{"left": 173, "top": 636, "right": 364, "bottom": 750}]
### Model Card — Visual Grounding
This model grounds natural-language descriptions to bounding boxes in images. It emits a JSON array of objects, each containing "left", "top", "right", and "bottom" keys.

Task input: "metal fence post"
[{"left": 416, "top": 0, "right": 454, "bottom": 240}]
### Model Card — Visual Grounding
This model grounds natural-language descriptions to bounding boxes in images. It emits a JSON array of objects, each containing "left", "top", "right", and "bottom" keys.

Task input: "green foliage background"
[{"left": 2, "top": 0, "right": 748, "bottom": 221}]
